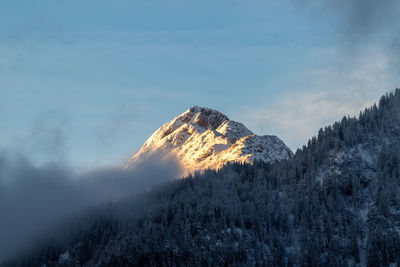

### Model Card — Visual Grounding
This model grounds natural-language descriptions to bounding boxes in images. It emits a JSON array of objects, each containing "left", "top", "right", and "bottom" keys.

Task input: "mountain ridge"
[{"left": 125, "top": 106, "right": 293, "bottom": 175}]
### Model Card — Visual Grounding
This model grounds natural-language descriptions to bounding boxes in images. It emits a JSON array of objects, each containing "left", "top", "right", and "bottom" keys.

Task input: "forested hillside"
[{"left": 4, "top": 90, "right": 400, "bottom": 266}]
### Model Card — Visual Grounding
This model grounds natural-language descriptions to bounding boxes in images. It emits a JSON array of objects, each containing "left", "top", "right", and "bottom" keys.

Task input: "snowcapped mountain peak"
[{"left": 125, "top": 106, "right": 293, "bottom": 175}]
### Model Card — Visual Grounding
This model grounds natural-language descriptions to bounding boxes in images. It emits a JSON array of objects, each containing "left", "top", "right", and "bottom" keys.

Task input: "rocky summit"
[{"left": 125, "top": 106, "right": 293, "bottom": 176}]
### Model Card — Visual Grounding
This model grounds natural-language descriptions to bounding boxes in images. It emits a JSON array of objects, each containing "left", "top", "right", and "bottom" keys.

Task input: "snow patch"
[{"left": 58, "top": 250, "right": 69, "bottom": 264}]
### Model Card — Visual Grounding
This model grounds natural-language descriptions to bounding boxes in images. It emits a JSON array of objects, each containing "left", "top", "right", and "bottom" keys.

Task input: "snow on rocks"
[{"left": 125, "top": 106, "right": 293, "bottom": 176}]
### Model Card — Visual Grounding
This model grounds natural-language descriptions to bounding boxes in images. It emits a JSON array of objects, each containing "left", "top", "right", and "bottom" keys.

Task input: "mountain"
[
  {"left": 5, "top": 90, "right": 400, "bottom": 266},
  {"left": 125, "top": 106, "right": 293, "bottom": 175}
]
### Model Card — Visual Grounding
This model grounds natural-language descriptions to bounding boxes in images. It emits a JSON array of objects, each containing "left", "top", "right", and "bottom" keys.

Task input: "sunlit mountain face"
[{"left": 125, "top": 106, "right": 293, "bottom": 176}]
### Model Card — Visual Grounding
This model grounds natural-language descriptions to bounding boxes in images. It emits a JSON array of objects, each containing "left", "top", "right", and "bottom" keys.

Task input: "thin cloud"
[
  {"left": 293, "top": 0, "right": 400, "bottom": 69},
  {"left": 295, "top": 0, "right": 400, "bottom": 39},
  {"left": 242, "top": 51, "right": 394, "bottom": 150},
  {"left": 246, "top": 91, "right": 372, "bottom": 150}
]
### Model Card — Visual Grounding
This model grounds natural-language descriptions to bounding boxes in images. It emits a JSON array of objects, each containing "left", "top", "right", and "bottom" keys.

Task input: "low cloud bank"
[{"left": 0, "top": 153, "right": 180, "bottom": 261}]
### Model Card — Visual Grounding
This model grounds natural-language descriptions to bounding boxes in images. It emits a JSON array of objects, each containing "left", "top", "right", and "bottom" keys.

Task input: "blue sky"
[{"left": 0, "top": 0, "right": 399, "bottom": 168}]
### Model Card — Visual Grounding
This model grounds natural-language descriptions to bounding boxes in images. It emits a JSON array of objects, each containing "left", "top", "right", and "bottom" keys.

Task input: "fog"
[{"left": 0, "top": 152, "right": 181, "bottom": 261}]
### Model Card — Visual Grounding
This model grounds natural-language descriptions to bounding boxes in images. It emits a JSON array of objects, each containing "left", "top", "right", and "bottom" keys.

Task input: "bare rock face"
[{"left": 125, "top": 106, "right": 293, "bottom": 176}]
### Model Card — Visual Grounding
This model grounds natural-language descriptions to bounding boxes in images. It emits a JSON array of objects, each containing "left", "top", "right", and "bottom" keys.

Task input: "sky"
[
  {"left": 0, "top": 0, "right": 400, "bottom": 261},
  {"left": 1, "top": 0, "right": 399, "bottom": 169}
]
